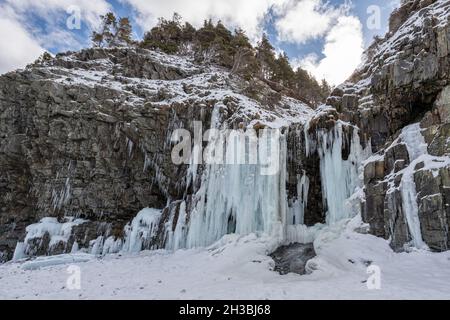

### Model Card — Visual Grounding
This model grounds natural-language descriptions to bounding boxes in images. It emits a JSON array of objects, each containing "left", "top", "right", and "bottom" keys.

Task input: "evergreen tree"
[
  {"left": 181, "top": 22, "right": 196, "bottom": 42},
  {"left": 320, "top": 79, "right": 332, "bottom": 99},
  {"left": 256, "top": 34, "right": 276, "bottom": 79},
  {"left": 117, "top": 17, "right": 133, "bottom": 45},
  {"left": 92, "top": 12, "right": 133, "bottom": 47},
  {"left": 231, "top": 28, "right": 255, "bottom": 77},
  {"left": 196, "top": 19, "right": 216, "bottom": 51},
  {"left": 134, "top": 12, "right": 330, "bottom": 105},
  {"left": 211, "top": 21, "right": 235, "bottom": 67},
  {"left": 101, "top": 12, "right": 117, "bottom": 45},
  {"left": 272, "top": 52, "right": 295, "bottom": 87},
  {"left": 142, "top": 14, "right": 183, "bottom": 53}
]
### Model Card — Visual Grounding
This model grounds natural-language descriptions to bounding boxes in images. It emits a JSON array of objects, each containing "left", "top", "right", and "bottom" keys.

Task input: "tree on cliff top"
[
  {"left": 92, "top": 12, "right": 133, "bottom": 47},
  {"left": 90, "top": 12, "right": 331, "bottom": 106}
]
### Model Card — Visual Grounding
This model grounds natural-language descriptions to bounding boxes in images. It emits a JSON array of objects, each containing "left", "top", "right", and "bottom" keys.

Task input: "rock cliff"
[{"left": 322, "top": 0, "right": 450, "bottom": 251}]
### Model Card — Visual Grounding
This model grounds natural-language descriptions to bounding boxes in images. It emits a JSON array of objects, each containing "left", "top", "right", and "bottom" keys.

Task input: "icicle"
[
  {"left": 183, "top": 126, "right": 288, "bottom": 248},
  {"left": 101, "top": 236, "right": 123, "bottom": 255},
  {"left": 287, "top": 171, "right": 309, "bottom": 226},
  {"left": 398, "top": 123, "right": 428, "bottom": 249},
  {"left": 164, "top": 201, "right": 188, "bottom": 251},
  {"left": 309, "top": 121, "right": 369, "bottom": 225},
  {"left": 126, "top": 137, "right": 134, "bottom": 158},
  {"left": 122, "top": 208, "right": 162, "bottom": 252},
  {"left": 400, "top": 173, "right": 427, "bottom": 249}
]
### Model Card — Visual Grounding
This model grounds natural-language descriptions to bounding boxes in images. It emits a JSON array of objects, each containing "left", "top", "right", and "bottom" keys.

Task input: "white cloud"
[
  {"left": 0, "top": 0, "right": 111, "bottom": 74},
  {"left": 0, "top": 7, "right": 44, "bottom": 74},
  {"left": 5, "top": 0, "right": 111, "bottom": 30},
  {"left": 298, "top": 16, "right": 364, "bottom": 86},
  {"left": 124, "top": 0, "right": 286, "bottom": 41},
  {"left": 273, "top": 0, "right": 347, "bottom": 44}
]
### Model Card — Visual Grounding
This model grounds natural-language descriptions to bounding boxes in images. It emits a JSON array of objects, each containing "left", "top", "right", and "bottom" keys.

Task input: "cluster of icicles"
[{"left": 14, "top": 114, "right": 429, "bottom": 260}]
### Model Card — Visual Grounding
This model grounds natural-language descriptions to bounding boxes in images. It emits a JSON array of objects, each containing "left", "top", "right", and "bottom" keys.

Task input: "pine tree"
[
  {"left": 92, "top": 12, "right": 134, "bottom": 47},
  {"left": 117, "top": 17, "right": 133, "bottom": 45},
  {"left": 320, "top": 79, "right": 332, "bottom": 99},
  {"left": 273, "top": 52, "right": 295, "bottom": 87},
  {"left": 231, "top": 28, "right": 255, "bottom": 76},
  {"left": 102, "top": 12, "right": 117, "bottom": 45},
  {"left": 142, "top": 14, "right": 183, "bottom": 54},
  {"left": 210, "top": 21, "right": 235, "bottom": 67},
  {"left": 181, "top": 22, "right": 196, "bottom": 42},
  {"left": 196, "top": 19, "right": 216, "bottom": 50},
  {"left": 256, "top": 34, "right": 276, "bottom": 79},
  {"left": 92, "top": 31, "right": 104, "bottom": 47}
]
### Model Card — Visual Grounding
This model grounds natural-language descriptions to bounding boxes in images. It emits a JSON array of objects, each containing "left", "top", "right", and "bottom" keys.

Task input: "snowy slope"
[{"left": 49, "top": 48, "right": 314, "bottom": 130}]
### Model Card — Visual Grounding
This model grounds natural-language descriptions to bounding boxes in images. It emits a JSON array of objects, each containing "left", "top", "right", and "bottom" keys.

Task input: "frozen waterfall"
[
  {"left": 305, "top": 121, "right": 369, "bottom": 225},
  {"left": 398, "top": 123, "right": 428, "bottom": 249},
  {"left": 183, "top": 127, "right": 289, "bottom": 248}
]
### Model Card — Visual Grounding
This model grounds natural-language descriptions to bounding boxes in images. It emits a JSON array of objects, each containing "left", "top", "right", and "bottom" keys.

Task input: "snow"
[
  {"left": 345, "top": 0, "right": 450, "bottom": 101},
  {"left": 2, "top": 217, "right": 450, "bottom": 299},
  {"left": 50, "top": 48, "right": 314, "bottom": 132},
  {"left": 399, "top": 123, "right": 428, "bottom": 161},
  {"left": 4, "top": 13, "right": 449, "bottom": 298},
  {"left": 20, "top": 254, "right": 94, "bottom": 271}
]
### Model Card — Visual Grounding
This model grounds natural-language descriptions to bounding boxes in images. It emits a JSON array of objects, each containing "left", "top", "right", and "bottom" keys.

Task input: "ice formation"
[
  {"left": 15, "top": 117, "right": 374, "bottom": 256},
  {"left": 122, "top": 208, "right": 162, "bottom": 252},
  {"left": 287, "top": 172, "right": 309, "bottom": 226},
  {"left": 186, "top": 136, "right": 288, "bottom": 247},
  {"left": 398, "top": 124, "right": 429, "bottom": 249},
  {"left": 13, "top": 217, "right": 87, "bottom": 261},
  {"left": 306, "top": 121, "right": 370, "bottom": 225}
]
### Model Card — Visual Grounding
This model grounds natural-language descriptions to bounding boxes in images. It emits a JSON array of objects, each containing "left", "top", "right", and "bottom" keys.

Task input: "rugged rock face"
[
  {"left": 0, "top": 48, "right": 206, "bottom": 261},
  {"left": 323, "top": 0, "right": 450, "bottom": 251}
]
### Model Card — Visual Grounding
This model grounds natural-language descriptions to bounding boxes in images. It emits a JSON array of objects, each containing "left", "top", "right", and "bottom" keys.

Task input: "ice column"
[
  {"left": 398, "top": 123, "right": 428, "bottom": 249},
  {"left": 306, "top": 121, "right": 367, "bottom": 225}
]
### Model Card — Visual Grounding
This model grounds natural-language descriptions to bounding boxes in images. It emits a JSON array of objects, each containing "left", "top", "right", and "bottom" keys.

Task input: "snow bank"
[{"left": 2, "top": 221, "right": 450, "bottom": 299}]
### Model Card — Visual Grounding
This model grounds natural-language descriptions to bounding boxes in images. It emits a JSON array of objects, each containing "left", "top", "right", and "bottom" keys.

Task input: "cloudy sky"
[{"left": 0, "top": 0, "right": 400, "bottom": 85}]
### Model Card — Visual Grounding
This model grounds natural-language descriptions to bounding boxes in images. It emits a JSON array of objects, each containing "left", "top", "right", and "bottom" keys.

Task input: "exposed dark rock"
[{"left": 270, "top": 243, "right": 316, "bottom": 275}]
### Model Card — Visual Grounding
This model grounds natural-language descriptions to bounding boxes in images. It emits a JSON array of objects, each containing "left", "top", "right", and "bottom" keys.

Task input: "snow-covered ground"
[{"left": 1, "top": 217, "right": 450, "bottom": 300}]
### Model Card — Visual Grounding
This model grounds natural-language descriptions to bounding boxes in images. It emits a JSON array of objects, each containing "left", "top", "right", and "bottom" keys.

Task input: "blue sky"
[{"left": 0, "top": 0, "right": 400, "bottom": 84}]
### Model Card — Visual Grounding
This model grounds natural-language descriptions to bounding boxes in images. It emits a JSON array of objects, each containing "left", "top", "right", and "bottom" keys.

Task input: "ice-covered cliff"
[{"left": 0, "top": 46, "right": 320, "bottom": 262}]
